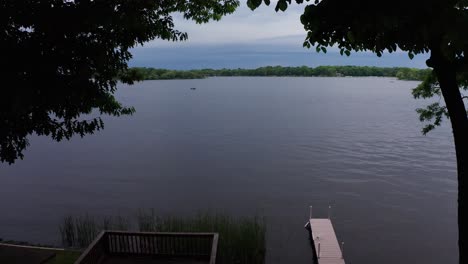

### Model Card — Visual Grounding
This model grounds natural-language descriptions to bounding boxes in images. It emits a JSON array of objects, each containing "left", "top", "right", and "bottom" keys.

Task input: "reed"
[
  {"left": 136, "top": 212, "right": 266, "bottom": 264},
  {"left": 60, "top": 211, "right": 266, "bottom": 264},
  {"left": 59, "top": 215, "right": 129, "bottom": 248}
]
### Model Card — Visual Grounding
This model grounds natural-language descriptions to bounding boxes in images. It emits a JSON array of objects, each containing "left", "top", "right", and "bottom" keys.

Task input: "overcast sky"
[
  {"left": 130, "top": 1, "right": 429, "bottom": 69},
  {"left": 145, "top": 1, "right": 306, "bottom": 47}
]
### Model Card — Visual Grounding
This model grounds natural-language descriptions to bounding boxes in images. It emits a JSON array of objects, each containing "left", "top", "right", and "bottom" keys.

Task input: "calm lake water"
[{"left": 0, "top": 77, "right": 457, "bottom": 264}]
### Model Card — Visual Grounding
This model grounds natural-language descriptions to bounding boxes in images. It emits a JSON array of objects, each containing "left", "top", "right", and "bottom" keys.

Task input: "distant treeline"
[{"left": 121, "top": 66, "right": 431, "bottom": 81}]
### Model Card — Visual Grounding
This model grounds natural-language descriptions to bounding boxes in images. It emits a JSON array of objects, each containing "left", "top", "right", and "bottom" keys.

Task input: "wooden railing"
[
  {"left": 74, "top": 231, "right": 218, "bottom": 264},
  {"left": 74, "top": 231, "right": 106, "bottom": 264}
]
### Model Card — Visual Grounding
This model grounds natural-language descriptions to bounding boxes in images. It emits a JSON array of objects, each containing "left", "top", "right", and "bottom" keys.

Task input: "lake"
[{"left": 0, "top": 77, "right": 457, "bottom": 264}]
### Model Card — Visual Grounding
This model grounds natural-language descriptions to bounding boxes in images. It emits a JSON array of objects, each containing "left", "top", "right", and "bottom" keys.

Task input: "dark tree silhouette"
[
  {"left": 125, "top": 66, "right": 430, "bottom": 80},
  {"left": 0, "top": 0, "right": 239, "bottom": 164},
  {"left": 248, "top": 0, "right": 468, "bottom": 262}
]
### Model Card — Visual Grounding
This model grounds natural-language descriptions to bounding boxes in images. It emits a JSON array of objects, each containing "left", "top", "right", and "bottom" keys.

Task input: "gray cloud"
[
  {"left": 132, "top": 1, "right": 429, "bottom": 69},
  {"left": 144, "top": 1, "right": 306, "bottom": 47}
]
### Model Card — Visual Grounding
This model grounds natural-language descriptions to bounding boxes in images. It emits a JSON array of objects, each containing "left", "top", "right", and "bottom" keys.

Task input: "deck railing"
[{"left": 74, "top": 231, "right": 218, "bottom": 264}]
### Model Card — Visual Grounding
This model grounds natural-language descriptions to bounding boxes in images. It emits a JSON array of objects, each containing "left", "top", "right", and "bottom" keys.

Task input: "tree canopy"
[
  {"left": 248, "top": 0, "right": 467, "bottom": 58},
  {"left": 0, "top": 0, "right": 239, "bottom": 164},
  {"left": 125, "top": 65, "right": 430, "bottom": 80}
]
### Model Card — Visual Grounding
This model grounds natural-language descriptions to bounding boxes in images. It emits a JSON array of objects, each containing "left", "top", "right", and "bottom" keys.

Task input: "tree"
[
  {"left": 247, "top": 0, "right": 468, "bottom": 262},
  {"left": 0, "top": 0, "right": 239, "bottom": 164}
]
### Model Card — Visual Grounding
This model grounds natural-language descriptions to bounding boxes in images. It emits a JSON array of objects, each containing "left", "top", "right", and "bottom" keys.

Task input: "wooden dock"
[{"left": 306, "top": 207, "right": 345, "bottom": 264}]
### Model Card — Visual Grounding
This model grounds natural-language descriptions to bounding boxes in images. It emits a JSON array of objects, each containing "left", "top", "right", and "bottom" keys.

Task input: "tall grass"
[
  {"left": 60, "top": 211, "right": 266, "bottom": 264},
  {"left": 59, "top": 215, "right": 129, "bottom": 248},
  {"left": 136, "top": 211, "right": 266, "bottom": 264}
]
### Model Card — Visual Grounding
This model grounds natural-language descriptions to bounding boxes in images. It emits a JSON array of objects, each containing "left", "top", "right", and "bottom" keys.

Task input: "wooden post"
[
  {"left": 341, "top": 242, "right": 344, "bottom": 259},
  {"left": 318, "top": 242, "right": 321, "bottom": 259}
]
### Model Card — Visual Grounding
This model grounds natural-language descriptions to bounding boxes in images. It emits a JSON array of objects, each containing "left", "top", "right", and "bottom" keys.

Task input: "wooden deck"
[
  {"left": 309, "top": 219, "right": 345, "bottom": 264},
  {"left": 74, "top": 231, "right": 218, "bottom": 264}
]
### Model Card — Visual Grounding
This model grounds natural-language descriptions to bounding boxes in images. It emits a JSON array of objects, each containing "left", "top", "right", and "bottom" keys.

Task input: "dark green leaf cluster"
[
  {"left": 412, "top": 70, "right": 468, "bottom": 134},
  {"left": 0, "top": 0, "right": 239, "bottom": 164},
  {"left": 416, "top": 102, "right": 448, "bottom": 135},
  {"left": 396, "top": 68, "right": 432, "bottom": 81},
  {"left": 247, "top": 0, "right": 312, "bottom": 12},
  {"left": 249, "top": 0, "right": 468, "bottom": 61},
  {"left": 128, "top": 65, "right": 430, "bottom": 80},
  {"left": 121, "top": 68, "right": 206, "bottom": 80}
]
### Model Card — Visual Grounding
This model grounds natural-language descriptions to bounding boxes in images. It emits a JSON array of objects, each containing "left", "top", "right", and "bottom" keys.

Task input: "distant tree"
[
  {"left": 247, "top": 0, "right": 468, "bottom": 262},
  {"left": 0, "top": 0, "right": 239, "bottom": 163},
  {"left": 131, "top": 65, "right": 428, "bottom": 80}
]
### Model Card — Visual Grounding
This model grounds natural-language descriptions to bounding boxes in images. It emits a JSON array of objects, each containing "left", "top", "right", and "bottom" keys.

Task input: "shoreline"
[{"left": 123, "top": 65, "right": 430, "bottom": 81}]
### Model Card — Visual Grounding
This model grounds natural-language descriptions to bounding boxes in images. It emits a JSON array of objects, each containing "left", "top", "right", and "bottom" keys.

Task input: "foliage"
[
  {"left": 124, "top": 67, "right": 206, "bottom": 80},
  {"left": 127, "top": 65, "right": 430, "bottom": 80},
  {"left": 137, "top": 210, "right": 266, "bottom": 264},
  {"left": 0, "top": 0, "right": 239, "bottom": 164},
  {"left": 248, "top": 0, "right": 468, "bottom": 59},
  {"left": 396, "top": 68, "right": 432, "bottom": 81},
  {"left": 60, "top": 211, "right": 266, "bottom": 264},
  {"left": 60, "top": 215, "right": 129, "bottom": 248},
  {"left": 412, "top": 70, "right": 468, "bottom": 134},
  {"left": 412, "top": 71, "right": 447, "bottom": 134}
]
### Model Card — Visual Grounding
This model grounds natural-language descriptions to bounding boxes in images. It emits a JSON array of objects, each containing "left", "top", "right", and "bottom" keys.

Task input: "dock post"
[
  {"left": 318, "top": 242, "right": 321, "bottom": 259},
  {"left": 328, "top": 205, "right": 331, "bottom": 219},
  {"left": 309, "top": 206, "right": 313, "bottom": 219},
  {"left": 341, "top": 242, "right": 344, "bottom": 258}
]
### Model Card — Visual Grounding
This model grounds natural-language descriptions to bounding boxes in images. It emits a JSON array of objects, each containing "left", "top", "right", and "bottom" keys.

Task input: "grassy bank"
[{"left": 59, "top": 211, "right": 266, "bottom": 264}]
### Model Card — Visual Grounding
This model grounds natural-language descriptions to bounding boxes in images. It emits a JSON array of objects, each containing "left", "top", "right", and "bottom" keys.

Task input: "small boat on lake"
[{"left": 190, "top": 87, "right": 196, "bottom": 90}]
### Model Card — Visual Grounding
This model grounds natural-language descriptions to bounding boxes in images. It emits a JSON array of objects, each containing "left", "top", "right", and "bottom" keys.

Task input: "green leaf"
[
  {"left": 275, "top": 1, "right": 288, "bottom": 12},
  {"left": 321, "top": 47, "right": 327, "bottom": 53},
  {"left": 247, "top": 0, "right": 263, "bottom": 10},
  {"left": 0, "top": 0, "right": 241, "bottom": 164},
  {"left": 416, "top": 102, "right": 448, "bottom": 135},
  {"left": 344, "top": 50, "right": 351, "bottom": 56},
  {"left": 408, "top": 52, "right": 415, "bottom": 59}
]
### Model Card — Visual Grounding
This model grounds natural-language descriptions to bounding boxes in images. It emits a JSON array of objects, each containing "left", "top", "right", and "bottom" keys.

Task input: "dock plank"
[{"left": 309, "top": 219, "right": 344, "bottom": 264}]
